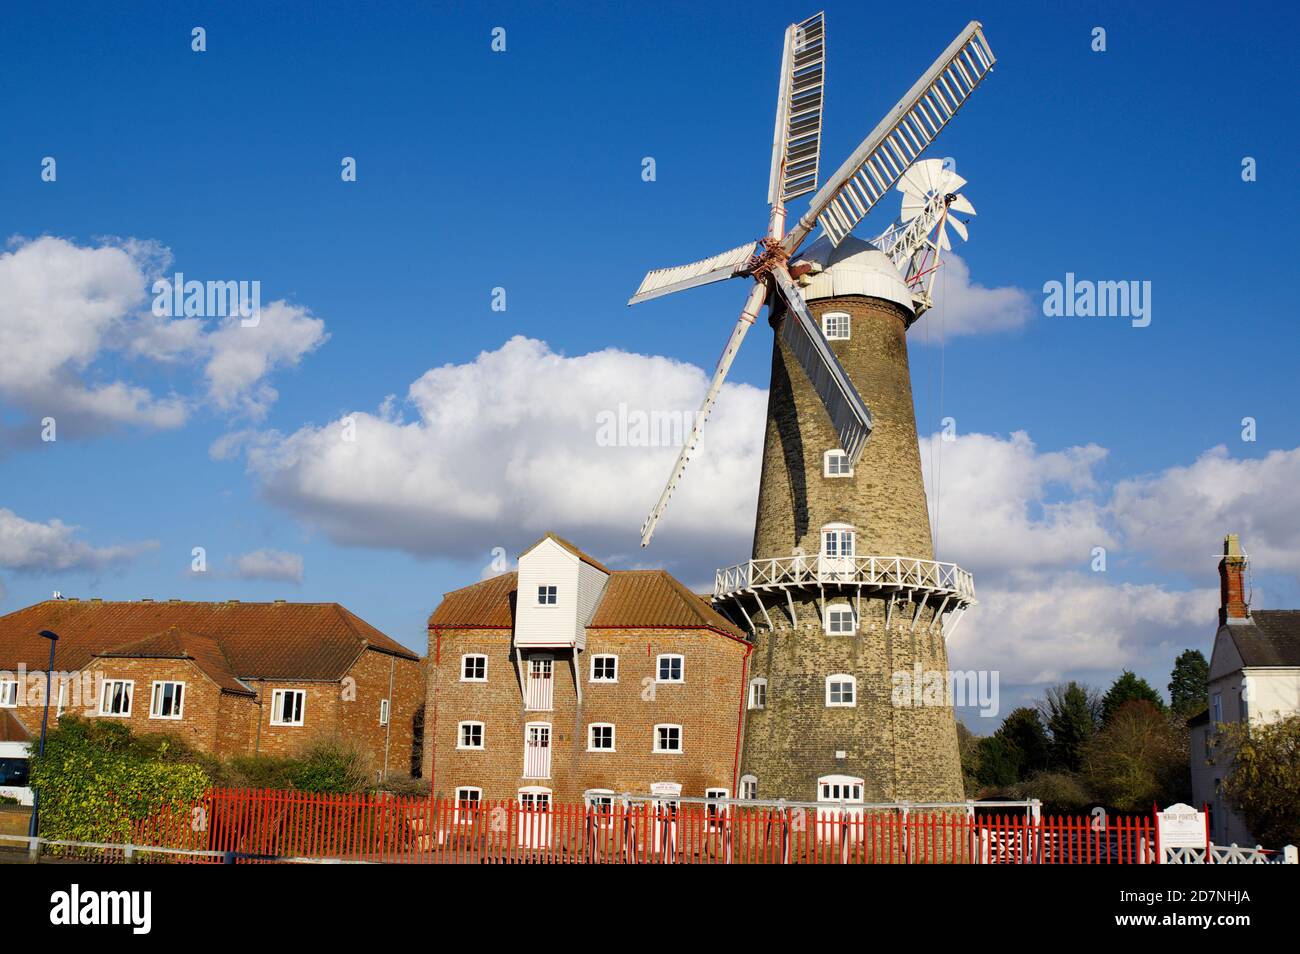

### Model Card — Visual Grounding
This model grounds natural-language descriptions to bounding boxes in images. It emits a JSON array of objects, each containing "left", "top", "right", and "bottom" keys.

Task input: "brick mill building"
[
  {"left": 426, "top": 534, "right": 751, "bottom": 812},
  {"left": 0, "top": 599, "right": 423, "bottom": 786}
]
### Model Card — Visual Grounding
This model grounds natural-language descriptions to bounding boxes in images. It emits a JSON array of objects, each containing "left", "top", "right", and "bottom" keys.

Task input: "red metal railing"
[{"left": 117, "top": 789, "right": 1158, "bottom": 864}]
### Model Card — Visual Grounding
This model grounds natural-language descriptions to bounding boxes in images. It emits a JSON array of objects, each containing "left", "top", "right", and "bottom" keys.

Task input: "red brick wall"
[
  {"left": 426, "top": 627, "right": 749, "bottom": 802},
  {"left": 1, "top": 648, "right": 423, "bottom": 779}
]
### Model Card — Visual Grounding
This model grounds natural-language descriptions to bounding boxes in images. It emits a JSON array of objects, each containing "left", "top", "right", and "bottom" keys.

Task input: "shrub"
[
  {"left": 1013, "top": 771, "right": 1092, "bottom": 815},
  {"left": 27, "top": 716, "right": 209, "bottom": 844}
]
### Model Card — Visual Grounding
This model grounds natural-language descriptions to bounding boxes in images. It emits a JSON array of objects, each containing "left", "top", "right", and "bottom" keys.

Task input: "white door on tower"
[{"left": 517, "top": 787, "right": 552, "bottom": 848}]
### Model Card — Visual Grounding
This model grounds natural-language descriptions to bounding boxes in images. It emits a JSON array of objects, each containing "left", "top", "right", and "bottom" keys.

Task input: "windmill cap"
[{"left": 794, "top": 235, "right": 914, "bottom": 313}]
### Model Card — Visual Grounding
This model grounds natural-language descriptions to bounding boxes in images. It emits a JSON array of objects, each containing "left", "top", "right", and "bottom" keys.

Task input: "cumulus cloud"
[
  {"left": 0, "top": 507, "right": 157, "bottom": 572},
  {"left": 919, "top": 253, "right": 1033, "bottom": 339},
  {"left": 0, "top": 235, "right": 327, "bottom": 443},
  {"left": 232, "top": 548, "right": 304, "bottom": 584},
  {"left": 921, "top": 429, "right": 1113, "bottom": 576},
  {"left": 225, "top": 335, "right": 766, "bottom": 581},
  {"left": 1112, "top": 445, "right": 1300, "bottom": 579}
]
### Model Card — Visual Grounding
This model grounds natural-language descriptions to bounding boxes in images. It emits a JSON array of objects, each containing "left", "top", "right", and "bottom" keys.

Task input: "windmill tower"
[{"left": 627, "top": 13, "right": 993, "bottom": 802}]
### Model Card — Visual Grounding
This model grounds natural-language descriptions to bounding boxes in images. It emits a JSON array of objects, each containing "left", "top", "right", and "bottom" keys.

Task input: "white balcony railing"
[{"left": 714, "top": 553, "right": 975, "bottom": 604}]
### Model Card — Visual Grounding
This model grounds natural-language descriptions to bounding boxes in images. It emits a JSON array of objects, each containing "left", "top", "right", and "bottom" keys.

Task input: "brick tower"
[{"left": 714, "top": 236, "right": 974, "bottom": 804}]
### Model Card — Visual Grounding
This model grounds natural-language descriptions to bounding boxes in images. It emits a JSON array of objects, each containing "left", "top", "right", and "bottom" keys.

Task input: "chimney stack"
[{"left": 1219, "top": 533, "right": 1249, "bottom": 625}]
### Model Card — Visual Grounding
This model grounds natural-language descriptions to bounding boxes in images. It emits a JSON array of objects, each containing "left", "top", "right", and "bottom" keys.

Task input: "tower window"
[
  {"left": 824, "top": 449, "right": 853, "bottom": 477},
  {"left": 826, "top": 674, "right": 857, "bottom": 707},
  {"left": 656, "top": 654, "right": 684, "bottom": 683},
  {"left": 538, "top": 585, "right": 557, "bottom": 605},
  {"left": 740, "top": 775, "right": 758, "bottom": 800},
  {"left": 825, "top": 603, "right": 856, "bottom": 635},
  {"left": 748, "top": 678, "right": 767, "bottom": 710},
  {"left": 822, "top": 312, "right": 851, "bottom": 340}
]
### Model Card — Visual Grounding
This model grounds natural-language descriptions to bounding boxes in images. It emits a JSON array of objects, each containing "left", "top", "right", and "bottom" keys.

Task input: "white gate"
[{"left": 517, "top": 787, "right": 552, "bottom": 849}]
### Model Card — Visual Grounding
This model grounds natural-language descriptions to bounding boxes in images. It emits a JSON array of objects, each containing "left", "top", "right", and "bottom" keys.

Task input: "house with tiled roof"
[
  {"left": 0, "top": 598, "right": 424, "bottom": 798},
  {"left": 1190, "top": 535, "right": 1300, "bottom": 845},
  {"left": 426, "top": 534, "right": 752, "bottom": 814}
]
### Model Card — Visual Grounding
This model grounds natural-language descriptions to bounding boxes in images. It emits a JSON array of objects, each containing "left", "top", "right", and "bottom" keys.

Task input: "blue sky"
[{"left": 2, "top": 1, "right": 1298, "bottom": 725}]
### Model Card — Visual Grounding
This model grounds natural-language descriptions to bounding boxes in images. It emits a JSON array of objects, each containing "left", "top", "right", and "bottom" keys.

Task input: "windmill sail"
[
  {"left": 628, "top": 242, "right": 755, "bottom": 305},
  {"left": 767, "top": 10, "right": 826, "bottom": 205},
  {"left": 770, "top": 268, "right": 872, "bottom": 464},
  {"left": 639, "top": 282, "right": 769, "bottom": 547},
  {"left": 783, "top": 21, "right": 995, "bottom": 253}
]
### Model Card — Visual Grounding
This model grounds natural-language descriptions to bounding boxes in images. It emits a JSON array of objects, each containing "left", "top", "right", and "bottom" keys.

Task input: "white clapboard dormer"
[{"left": 514, "top": 534, "right": 610, "bottom": 709}]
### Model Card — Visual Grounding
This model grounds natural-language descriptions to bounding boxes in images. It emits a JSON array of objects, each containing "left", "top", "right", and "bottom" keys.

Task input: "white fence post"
[{"left": 1284, "top": 845, "right": 1298, "bottom": 865}]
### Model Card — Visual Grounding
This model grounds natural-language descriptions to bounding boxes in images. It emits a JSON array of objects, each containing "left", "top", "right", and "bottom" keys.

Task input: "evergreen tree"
[
  {"left": 995, "top": 707, "right": 1051, "bottom": 776},
  {"left": 1102, "top": 670, "right": 1165, "bottom": 723},
  {"left": 1168, "top": 649, "right": 1210, "bottom": 717},
  {"left": 1038, "top": 682, "right": 1101, "bottom": 771}
]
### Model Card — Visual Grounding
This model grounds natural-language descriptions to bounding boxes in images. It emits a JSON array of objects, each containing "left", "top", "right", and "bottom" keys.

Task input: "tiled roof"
[
  {"left": 0, "top": 600, "right": 418, "bottom": 681},
  {"left": 430, "top": 569, "right": 744, "bottom": 641},
  {"left": 430, "top": 572, "right": 518, "bottom": 629},
  {"left": 96, "top": 626, "right": 254, "bottom": 696},
  {"left": 590, "top": 571, "right": 744, "bottom": 638},
  {"left": 1230, "top": 611, "right": 1300, "bottom": 667}
]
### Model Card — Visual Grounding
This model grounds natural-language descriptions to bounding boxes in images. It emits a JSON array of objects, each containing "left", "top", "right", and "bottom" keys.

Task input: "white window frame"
[
  {"left": 653, "top": 723, "right": 683, "bottom": 754},
  {"left": 821, "top": 523, "right": 856, "bottom": 559},
  {"left": 537, "top": 585, "right": 558, "bottom": 606},
  {"left": 825, "top": 602, "right": 856, "bottom": 635},
  {"left": 826, "top": 674, "right": 857, "bottom": 708},
  {"left": 584, "top": 789, "right": 617, "bottom": 828},
  {"left": 457, "top": 720, "right": 485, "bottom": 750},
  {"left": 587, "top": 722, "right": 616, "bottom": 752},
  {"left": 748, "top": 677, "right": 767, "bottom": 710},
  {"left": 56, "top": 680, "right": 67, "bottom": 716},
  {"left": 99, "top": 679, "right": 134, "bottom": 717},
  {"left": 453, "top": 786, "right": 482, "bottom": 824},
  {"left": 460, "top": 654, "right": 488, "bottom": 682},
  {"left": 149, "top": 680, "right": 185, "bottom": 720},
  {"left": 0, "top": 679, "right": 17, "bottom": 708},
  {"left": 823, "top": 448, "right": 853, "bottom": 478},
  {"left": 656, "top": 654, "right": 684, "bottom": 684},
  {"left": 270, "top": 688, "right": 306, "bottom": 726},
  {"left": 818, "top": 774, "right": 865, "bottom": 803},
  {"left": 740, "top": 775, "right": 758, "bottom": 800},
  {"left": 589, "top": 654, "right": 618, "bottom": 683},
  {"left": 822, "top": 311, "right": 851, "bottom": 340},
  {"left": 705, "top": 787, "right": 730, "bottom": 831},
  {"left": 379, "top": 698, "right": 390, "bottom": 726}
]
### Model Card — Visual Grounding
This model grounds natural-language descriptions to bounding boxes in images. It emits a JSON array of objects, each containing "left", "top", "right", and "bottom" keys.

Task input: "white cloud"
[
  {"left": 919, "top": 253, "right": 1033, "bottom": 339},
  {"left": 228, "top": 335, "right": 766, "bottom": 579},
  {"left": 202, "top": 302, "right": 327, "bottom": 419},
  {"left": 1112, "top": 445, "right": 1300, "bottom": 579},
  {"left": 921, "top": 429, "right": 1113, "bottom": 575},
  {"left": 950, "top": 576, "right": 1217, "bottom": 687},
  {"left": 0, "top": 236, "right": 327, "bottom": 442},
  {"left": 0, "top": 236, "right": 186, "bottom": 435},
  {"left": 232, "top": 548, "right": 304, "bottom": 584},
  {"left": 0, "top": 507, "right": 157, "bottom": 572}
]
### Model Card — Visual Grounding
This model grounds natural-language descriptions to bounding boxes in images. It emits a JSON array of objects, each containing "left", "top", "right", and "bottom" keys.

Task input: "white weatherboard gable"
[{"left": 514, "top": 537, "right": 608, "bottom": 650}]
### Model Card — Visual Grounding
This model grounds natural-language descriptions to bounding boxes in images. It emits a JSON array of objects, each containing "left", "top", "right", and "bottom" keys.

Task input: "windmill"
[{"left": 629, "top": 13, "right": 995, "bottom": 547}]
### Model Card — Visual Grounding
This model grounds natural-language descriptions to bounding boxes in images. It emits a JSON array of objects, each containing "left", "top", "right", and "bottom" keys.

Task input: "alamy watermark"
[
  {"left": 1042, "top": 273, "right": 1151, "bottom": 328},
  {"left": 891, "top": 665, "right": 1000, "bottom": 718},
  {"left": 596, "top": 402, "right": 702, "bottom": 448},
  {"left": 152, "top": 273, "right": 261, "bottom": 326}
]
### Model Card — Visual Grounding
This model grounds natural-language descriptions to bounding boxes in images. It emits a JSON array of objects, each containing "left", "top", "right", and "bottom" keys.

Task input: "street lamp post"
[{"left": 27, "top": 629, "right": 58, "bottom": 842}]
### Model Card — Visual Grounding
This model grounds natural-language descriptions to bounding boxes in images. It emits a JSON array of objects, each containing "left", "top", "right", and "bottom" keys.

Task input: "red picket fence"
[{"left": 120, "top": 788, "right": 1158, "bottom": 865}]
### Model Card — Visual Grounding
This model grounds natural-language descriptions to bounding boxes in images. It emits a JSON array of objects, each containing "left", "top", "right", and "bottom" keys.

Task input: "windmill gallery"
[{"left": 426, "top": 13, "right": 997, "bottom": 809}]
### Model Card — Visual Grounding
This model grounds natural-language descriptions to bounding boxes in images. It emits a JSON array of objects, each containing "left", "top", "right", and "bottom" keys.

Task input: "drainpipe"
[
  {"left": 253, "top": 678, "right": 264, "bottom": 755},
  {"left": 731, "top": 644, "right": 753, "bottom": 796},
  {"left": 383, "top": 656, "right": 395, "bottom": 780}
]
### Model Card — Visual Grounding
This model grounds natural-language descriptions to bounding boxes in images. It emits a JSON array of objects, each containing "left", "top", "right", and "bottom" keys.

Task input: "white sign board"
[{"left": 1157, "top": 803, "right": 1207, "bottom": 849}]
